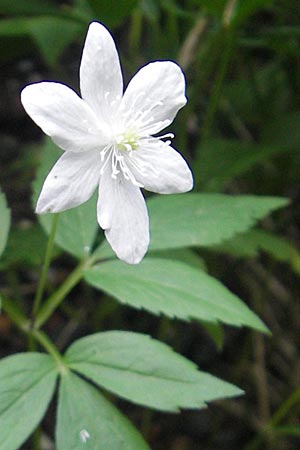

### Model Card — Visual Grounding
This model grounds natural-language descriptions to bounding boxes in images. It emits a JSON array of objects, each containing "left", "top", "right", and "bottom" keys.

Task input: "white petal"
[
  {"left": 80, "top": 22, "right": 123, "bottom": 120},
  {"left": 120, "top": 61, "right": 186, "bottom": 135},
  {"left": 127, "top": 140, "right": 193, "bottom": 194},
  {"left": 36, "top": 150, "right": 101, "bottom": 214},
  {"left": 97, "top": 170, "right": 149, "bottom": 264},
  {"left": 21, "top": 82, "right": 107, "bottom": 152}
]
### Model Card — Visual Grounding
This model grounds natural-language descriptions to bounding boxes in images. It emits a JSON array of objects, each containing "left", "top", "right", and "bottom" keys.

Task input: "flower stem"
[
  {"left": 32, "top": 214, "right": 59, "bottom": 317},
  {"left": 34, "top": 255, "right": 95, "bottom": 330}
]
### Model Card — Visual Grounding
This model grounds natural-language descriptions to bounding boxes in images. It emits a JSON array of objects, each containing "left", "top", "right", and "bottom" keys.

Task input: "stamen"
[{"left": 157, "top": 132, "right": 174, "bottom": 140}]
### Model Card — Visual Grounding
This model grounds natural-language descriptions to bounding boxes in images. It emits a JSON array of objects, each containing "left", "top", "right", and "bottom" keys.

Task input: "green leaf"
[
  {"left": 213, "top": 229, "right": 300, "bottom": 273},
  {"left": 65, "top": 331, "right": 242, "bottom": 412},
  {"left": 84, "top": 258, "right": 268, "bottom": 332},
  {"left": 28, "top": 17, "right": 83, "bottom": 67},
  {"left": 149, "top": 194, "right": 288, "bottom": 250},
  {"left": 0, "top": 353, "right": 58, "bottom": 450},
  {"left": 201, "top": 321, "right": 225, "bottom": 350},
  {"left": 0, "top": 189, "right": 11, "bottom": 258},
  {"left": 56, "top": 371, "right": 150, "bottom": 450},
  {"left": 0, "top": 17, "right": 83, "bottom": 67},
  {"left": 148, "top": 248, "right": 207, "bottom": 270},
  {"left": 196, "top": 138, "right": 287, "bottom": 191},
  {"left": 33, "top": 139, "right": 98, "bottom": 259},
  {"left": 95, "top": 194, "right": 288, "bottom": 259},
  {"left": 86, "top": 0, "right": 138, "bottom": 27}
]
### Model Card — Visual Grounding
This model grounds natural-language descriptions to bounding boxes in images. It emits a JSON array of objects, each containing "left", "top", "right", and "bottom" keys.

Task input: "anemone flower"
[{"left": 21, "top": 22, "right": 193, "bottom": 264}]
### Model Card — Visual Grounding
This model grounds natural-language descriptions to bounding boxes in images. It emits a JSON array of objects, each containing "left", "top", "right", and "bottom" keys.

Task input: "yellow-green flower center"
[{"left": 116, "top": 130, "right": 139, "bottom": 152}]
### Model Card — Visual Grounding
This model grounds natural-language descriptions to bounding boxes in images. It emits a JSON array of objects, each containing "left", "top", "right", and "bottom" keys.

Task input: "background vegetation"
[{"left": 0, "top": 0, "right": 300, "bottom": 449}]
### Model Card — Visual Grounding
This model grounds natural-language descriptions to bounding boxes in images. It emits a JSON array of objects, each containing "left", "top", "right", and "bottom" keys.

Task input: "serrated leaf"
[
  {"left": 56, "top": 371, "right": 150, "bottom": 450},
  {"left": 0, "top": 189, "right": 11, "bottom": 258},
  {"left": 148, "top": 194, "right": 288, "bottom": 251},
  {"left": 65, "top": 331, "right": 242, "bottom": 412},
  {"left": 95, "top": 193, "right": 288, "bottom": 259},
  {"left": 84, "top": 258, "right": 268, "bottom": 332},
  {"left": 0, "top": 353, "right": 58, "bottom": 450},
  {"left": 33, "top": 138, "right": 98, "bottom": 259}
]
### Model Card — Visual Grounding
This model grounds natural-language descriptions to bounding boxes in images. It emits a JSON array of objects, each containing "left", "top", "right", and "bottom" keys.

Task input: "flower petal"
[
  {"left": 36, "top": 150, "right": 101, "bottom": 214},
  {"left": 80, "top": 22, "right": 123, "bottom": 120},
  {"left": 97, "top": 170, "right": 149, "bottom": 264},
  {"left": 127, "top": 140, "right": 193, "bottom": 194},
  {"left": 21, "top": 82, "right": 107, "bottom": 152},
  {"left": 120, "top": 61, "right": 186, "bottom": 135}
]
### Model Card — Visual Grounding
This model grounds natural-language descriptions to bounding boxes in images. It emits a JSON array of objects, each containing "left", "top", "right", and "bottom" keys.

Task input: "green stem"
[
  {"left": 2, "top": 296, "right": 29, "bottom": 331},
  {"left": 2, "top": 296, "right": 66, "bottom": 372},
  {"left": 271, "top": 389, "right": 300, "bottom": 427},
  {"left": 244, "top": 388, "right": 300, "bottom": 450},
  {"left": 32, "top": 329, "right": 67, "bottom": 373},
  {"left": 32, "top": 214, "right": 59, "bottom": 317},
  {"left": 34, "top": 256, "right": 94, "bottom": 330}
]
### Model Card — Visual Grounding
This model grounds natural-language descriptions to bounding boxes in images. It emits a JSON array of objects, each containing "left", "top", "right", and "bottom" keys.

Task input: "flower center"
[{"left": 116, "top": 130, "right": 139, "bottom": 152}]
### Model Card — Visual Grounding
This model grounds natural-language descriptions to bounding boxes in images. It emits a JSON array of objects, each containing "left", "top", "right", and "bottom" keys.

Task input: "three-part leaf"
[
  {"left": 56, "top": 371, "right": 150, "bottom": 450},
  {"left": 0, "top": 353, "right": 58, "bottom": 450},
  {"left": 84, "top": 258, "right": 267, "bottom": 332},
  {"left": 65, "top": 331, "right": 242, "bottom": 412}
]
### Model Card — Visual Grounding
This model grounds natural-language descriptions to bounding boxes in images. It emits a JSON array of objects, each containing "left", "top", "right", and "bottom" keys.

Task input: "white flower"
[{"left": 21, "top": 22, "right": 193, "bottom": 264}]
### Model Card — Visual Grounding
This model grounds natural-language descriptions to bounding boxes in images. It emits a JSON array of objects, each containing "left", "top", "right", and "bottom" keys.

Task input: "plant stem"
[
  {"left": 2, "top": 296, "right": 29, "bottom": 331},
  {"left": 32, "top": 214, "right": 59, "bottom": 317},
  {"left": 34, "top": 255, "right": 95, "bottom": 330},
  {"left": 32, "top": 329, "right": 67, "bottom": 373},
  {"left": 244, "top": 388, "right": 300, "bottom": 450},
  {"left": 2, "top": 296, "right": 66, "bottom": 372}
]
